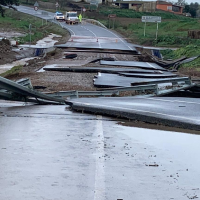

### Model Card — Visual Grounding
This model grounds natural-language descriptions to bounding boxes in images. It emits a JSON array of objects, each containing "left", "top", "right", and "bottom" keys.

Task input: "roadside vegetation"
[
  {"left": 0, "top": 65, "right": 23, "bottom": 77},
  {"left": 100, "top": 7, "right": 188, "bottom": 20},
  {"left": 0, "top": 9, "right": 69, "bottom": 44},
  {"left": 161, "top": 45, "right": 200, "bottom": 69},
  {"left": 96, "top": 6, "right": 200, "bottom": 69}
]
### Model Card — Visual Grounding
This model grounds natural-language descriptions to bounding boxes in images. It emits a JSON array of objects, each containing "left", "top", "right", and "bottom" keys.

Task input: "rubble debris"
[
  {"left": 145, "top": 164, "right": 159, "bottom": 167},
  {"left": 0, "top": 39, "right": 12, "bottom": 53},
  {"left": 64, "top": 53, "right": 77, "bottom": 59}
]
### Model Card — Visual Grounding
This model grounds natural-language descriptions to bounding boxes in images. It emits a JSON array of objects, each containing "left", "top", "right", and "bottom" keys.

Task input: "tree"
[
  {"left": 183, "top": 2, "right": 199, "bottom": 17},
  {"left": 0, "top": 0, "right": 19, "bottom": 17},
  {"left": 176, "top": 0, "right": 186, "bottom": 6}
]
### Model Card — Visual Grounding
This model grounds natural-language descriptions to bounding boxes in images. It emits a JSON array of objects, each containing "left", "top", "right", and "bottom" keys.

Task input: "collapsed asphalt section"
[{"left": 67, "top": 97, "right": 200, "bottom": 131}]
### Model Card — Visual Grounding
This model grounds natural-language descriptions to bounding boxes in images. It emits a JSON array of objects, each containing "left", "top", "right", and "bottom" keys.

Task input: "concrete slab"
[
  {"left": 100, "top": 60, "right": 166, "bottom": 71},
  {"left": 55, "top": 44, "right": 139, "bottom": 54},
  {"left": 43, "top": 66, "right": 164, "bottom": 74},
  {"left": 93, "top": 73, "right": 182, "bottom": 88},
  {"left": 68, "top": 96, "right": 200, "bottom": 131},
  {"left": 119, "top": 72, "right": 178, "bottom": 78}
]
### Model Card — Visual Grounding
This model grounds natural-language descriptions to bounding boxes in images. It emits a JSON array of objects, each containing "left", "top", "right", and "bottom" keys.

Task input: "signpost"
[
  {"left": 82, "top": 7, "right": 86, "bottom": 17},
  {"left": 108, "top": 14, "right": 116, "bottom": 29},
  {"left": 29, "top": 24, "right": 32, "bottom": 46},
  {"left": 55, "top": 2, "right": 59, "bottom": 11},
  {"left": 142, "top": 16, "right": 161, "bottom": 40},
  {"left": 34, "top": 1, "right": 39, "bottom": 11}
]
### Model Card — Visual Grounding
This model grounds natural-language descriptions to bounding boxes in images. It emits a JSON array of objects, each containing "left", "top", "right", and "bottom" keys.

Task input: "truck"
[{"left": 65, "top": 11, "right": 79, "bottom": 25}]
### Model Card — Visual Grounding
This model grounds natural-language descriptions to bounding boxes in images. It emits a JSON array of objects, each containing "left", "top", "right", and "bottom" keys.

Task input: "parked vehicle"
[
  {"left": 65, "top": 11, "right": 79, "bottom": 24},
  {"left": 54, "top": 12, "right": 65, "bottom": 21}
]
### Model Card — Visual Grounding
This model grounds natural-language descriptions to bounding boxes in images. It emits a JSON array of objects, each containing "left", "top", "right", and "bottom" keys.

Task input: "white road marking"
[
  {"left": 146, "top": 62, "right": 156, "bottom": 69},
  {"left": 146, "top": 97, "right": 200, "bottom": 105},
  {"left": 94, "top": 115, "right": 105, "bottom": 200},
  {"left": 90, "top": 24, "right": 133, "bottom": 50},
  {"left": 62, "top": 23, "right": 76, "bottom": 36},
  {"left": 74, "top": 101, "right": 200, "bottom": 123},
  {"left": 81, "top": 26, "right": 101, "bottom": 48}
]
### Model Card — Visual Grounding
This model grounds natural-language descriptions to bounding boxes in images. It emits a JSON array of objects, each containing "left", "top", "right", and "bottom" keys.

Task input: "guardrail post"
[
  {"left": 185, "top": 78, "right": 192, "bottom": 85},
  {"left": 76, "top": 91, "right": 79, "bottom": 98},
  {"left": 156, "top": 84, "right": 159, "bottom": 96}
]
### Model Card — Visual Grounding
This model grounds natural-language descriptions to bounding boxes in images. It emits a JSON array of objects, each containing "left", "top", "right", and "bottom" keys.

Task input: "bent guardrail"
[
  {"left": 83, "top": 18, "right": 107, "bottom": 29},
  {"left": 0, "top": 76, "right": 194, "bottom": 104}
]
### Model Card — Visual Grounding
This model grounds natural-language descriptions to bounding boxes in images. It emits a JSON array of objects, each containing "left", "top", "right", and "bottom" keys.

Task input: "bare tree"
[{"left": 176, "top": 0, "right": 186, "bottom": 6}]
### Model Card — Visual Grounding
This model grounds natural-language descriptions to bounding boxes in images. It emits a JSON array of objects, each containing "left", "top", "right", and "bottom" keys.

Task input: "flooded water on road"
[{"left": 0, "top": 101, "right": 199, "bottom": 200}]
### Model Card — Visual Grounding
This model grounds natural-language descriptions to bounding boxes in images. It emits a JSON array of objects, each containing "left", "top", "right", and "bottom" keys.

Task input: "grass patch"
[
  {"left": 161, "top": 45, "right": 200, "bottom": 68},
  {"left": 0, "top": 65, "right": 23, "bottom": 78},
  {"left": 0, "top": 9, "right": 69, "bottom": 44},
  {"left": 114, "top": 19, "right": 200, "bottom": 47},
  {"left": 99, "top": 6, "right": 190, "bottom": 20}
]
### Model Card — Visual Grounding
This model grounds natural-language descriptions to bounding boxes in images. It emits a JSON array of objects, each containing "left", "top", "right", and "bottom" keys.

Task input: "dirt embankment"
[{"left": 0, "top": 39, "right": 18, "bottom": 65}]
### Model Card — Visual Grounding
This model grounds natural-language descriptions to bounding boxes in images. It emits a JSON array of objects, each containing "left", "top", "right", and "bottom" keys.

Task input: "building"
[
  {"left": 156, "top": 1, "right": 183, "bottom": 15},
  {"left": 114, "top": 1, "right": 156, "bottom": 12},
  {"left": 113, "top": 1, "right": 183, "bottom": 14}
]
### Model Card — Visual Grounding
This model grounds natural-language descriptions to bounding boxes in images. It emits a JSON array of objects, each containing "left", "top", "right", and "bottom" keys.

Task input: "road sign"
[
  {"left": 108, "top": 14, "right": 116, "bottom": 18},
  {"left": 83, "top": 7, "right": 86, "bottom": 12},
  {"left": 34, "top": 1, "right": 39, "bottom": 7},
  {"left": 141, "top": 16, "right": 161, "bottom": 40},
  {"left": 55, "top": 2, "right": 59, "bottom": 8},
  {"left": 34, "top": 6, "right": 38, "bottom": 11},
  {"left": 142, "top": 16, "right": 161, "bottom": 23}
]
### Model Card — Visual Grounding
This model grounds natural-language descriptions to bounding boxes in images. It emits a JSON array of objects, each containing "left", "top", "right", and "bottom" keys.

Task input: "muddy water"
[
  {"left": 0, "top": 101, "right": 199, "bottom": 199},
  {"left": 0, "top": 34, "right": 61, "bottom": 74},
  {"left": 0, "top": 57, "right": 36, "bottom": 74}
]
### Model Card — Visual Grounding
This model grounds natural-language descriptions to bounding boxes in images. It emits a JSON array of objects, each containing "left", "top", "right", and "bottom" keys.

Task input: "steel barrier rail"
[
  {"left": 47, "top": 90, "right": 119, "bottom": 98},
  {"left": 0, "top": 91, "right": 13, "bottom": 99},
  {"left": 131, "top": 77, "right": 192, "bottom": 86},
  {"left": 83, "top": 19, "right": 107, "bottom": 29},
  {"left": 98, "top": 84, "right": 157, "bottom": 92},
  {"left": 47, "top": 91, "right": 77, "bottom": 97},
  {"left": 156, "top": 83, "right": 196, "bottom": 96},
  {"left": 77, "top": 90, "right": 119, "bottom": 97},
  {"left": 0, "top": 76, "right": 65, "bottom": 104},
  {"left": 46, "top": 85, "right": 157, "bottom": 99}
]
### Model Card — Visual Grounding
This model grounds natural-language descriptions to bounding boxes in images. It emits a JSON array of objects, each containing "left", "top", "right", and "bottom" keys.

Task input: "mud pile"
[
  {"left": 0, "top": 39, "right": 17, "bottom": 65},
  {"left": 0, "top": 39, "right": 12, "bottom": 53}
]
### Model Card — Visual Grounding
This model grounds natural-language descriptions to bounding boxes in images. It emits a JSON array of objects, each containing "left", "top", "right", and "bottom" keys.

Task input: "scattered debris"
[
  {"left": 64, "top": 53, "right": 78, "bottom": 59},
  {"left": 146, "top": 164, "right": 159, "bottom": 167}
]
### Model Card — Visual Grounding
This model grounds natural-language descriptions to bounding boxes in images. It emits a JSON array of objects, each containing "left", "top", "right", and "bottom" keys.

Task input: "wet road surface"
[
  {"left": 15, "top": 6, "right": 137, "bottom": 51},
  {"left": 69, "top": 97, "right": 200, "bottom": 130},
  {"left": 0, "top": 101, "right": 200, "bottom": 200}
]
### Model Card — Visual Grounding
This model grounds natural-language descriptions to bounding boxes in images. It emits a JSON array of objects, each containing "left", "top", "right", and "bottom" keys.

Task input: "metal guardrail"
[
  {"left": 84, "top": 19, "right": 107, "bottom": 29},
  {"left": 0, "top": 77, "right": 194, "bottom": 103},
  {"left": 47, "top": 84, "right": 157, "bottom": 99},
  {"left": 0, "top": 76, "right": 65, "bottom": 104},
  {"left": 47, "top": 90, "right": 119, "bottom": 98},
  {"left": 131, "top": 77, "right": 192, "bottom": 87}
]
